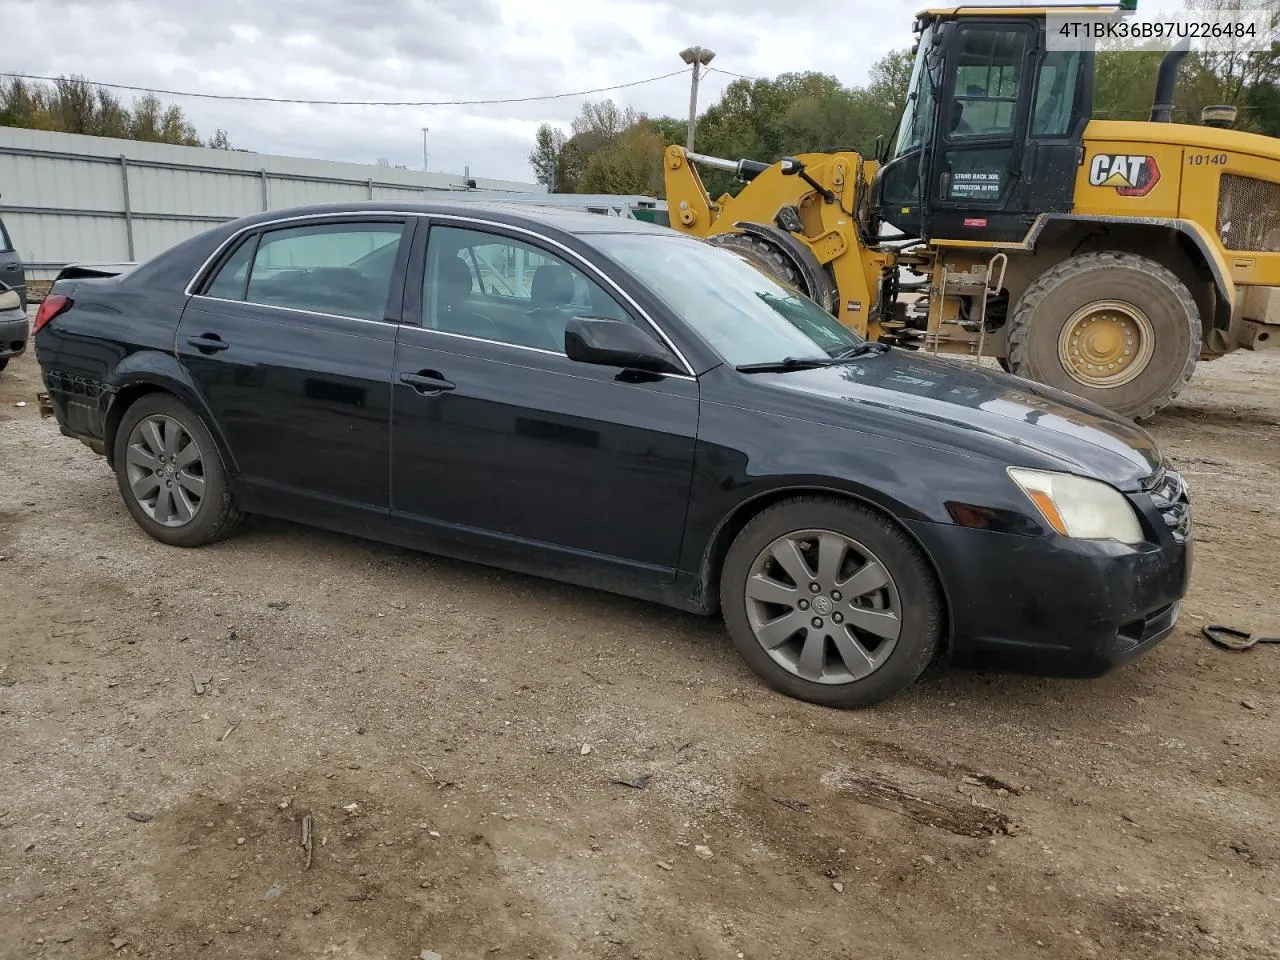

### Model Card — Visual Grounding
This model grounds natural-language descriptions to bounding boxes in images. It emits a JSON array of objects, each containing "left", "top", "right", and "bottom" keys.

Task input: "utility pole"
[
  {"left": 421, "top": 126, "right": 429, "bottom": 172},
  {"left": 679, "top": 46, "right": 715, "bottom": 152}
]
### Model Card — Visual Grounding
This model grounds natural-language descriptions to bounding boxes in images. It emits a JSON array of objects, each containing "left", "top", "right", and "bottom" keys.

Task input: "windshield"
[
  {"left": 893, "top": 26, "right": 935, "bottom": 159},
  {"left": 593, "top": 233, "right": 863, "bottom": 366}
]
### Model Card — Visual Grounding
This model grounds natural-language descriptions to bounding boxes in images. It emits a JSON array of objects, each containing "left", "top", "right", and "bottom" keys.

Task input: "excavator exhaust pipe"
[{"left": 1150, "top": 40, "right": 1190, "bottom": 122}]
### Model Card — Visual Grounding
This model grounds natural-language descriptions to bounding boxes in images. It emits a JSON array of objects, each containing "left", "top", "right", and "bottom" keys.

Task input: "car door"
[
  {"left": 390, "top": 219, "right": 699, "bottom": 578},
  {"left": 0, "top": 218, "right": 26, "bottom": 307},
  {"left": 177, "top": 215, "right": 412, "bottom": 528}
]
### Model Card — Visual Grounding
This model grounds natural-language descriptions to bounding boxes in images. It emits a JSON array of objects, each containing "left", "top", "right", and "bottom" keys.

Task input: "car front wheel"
[
  {"left": 720, "top": 497, "right": 943, "bottom": 708},
  {"left": 113, "top": 393, "right": 242, "bottom": 547}
]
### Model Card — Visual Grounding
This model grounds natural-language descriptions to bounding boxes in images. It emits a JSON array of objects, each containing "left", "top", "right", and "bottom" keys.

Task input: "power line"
[
  {"left": 707, "top": 67, "right": 760, "bottom": 82},
  {"left": 0, "top": 68, "right": 692, "bottom": 107}
]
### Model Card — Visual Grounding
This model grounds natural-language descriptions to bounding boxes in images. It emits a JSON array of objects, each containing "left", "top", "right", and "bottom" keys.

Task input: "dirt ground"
[{"left": 1, "top": 333, "right": 1278, "bottom": 960}]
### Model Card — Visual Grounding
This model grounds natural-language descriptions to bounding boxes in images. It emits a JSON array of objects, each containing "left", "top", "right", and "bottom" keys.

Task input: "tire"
[
  {"left": 113, "top": 393, "right": 242, "bottom": 547},
  {"left": 708, "top": 232, "right": 838, "bottom": 314},
  {"left": 720, "top": 496, "right": 943, "bottom": 708},
  {"left": 1007, "top": 252, "right": 1200, "bottom": 421}
]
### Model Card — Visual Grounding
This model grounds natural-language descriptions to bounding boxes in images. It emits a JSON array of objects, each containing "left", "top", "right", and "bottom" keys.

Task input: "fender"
[
  {"left": 105, "top": 349, "right": 239, "bottom": 474},
  {"left": 729, "top": 221, "right": 839, "bottom": 313},
  {"left": 935, "top": 213, "right": 1235, "bottom": 329},
  {"left": 689, "top": 475, "right": 956, "bottom": 622},
  {"left": 1035, "top": 214, "right": 1235, "bottom": 330}
]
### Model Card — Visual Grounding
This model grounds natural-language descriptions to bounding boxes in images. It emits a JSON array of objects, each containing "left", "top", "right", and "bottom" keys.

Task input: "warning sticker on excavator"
[
  {"left": 951, "top": 171, "right": 1002, "bottom": 198},
  {"left": 1087, "top": 154, "right": 1161, "bottom": 197}
]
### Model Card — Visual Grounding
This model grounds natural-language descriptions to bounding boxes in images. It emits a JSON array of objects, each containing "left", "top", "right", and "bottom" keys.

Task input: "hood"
[
  {"left": 752, "top": 349, "right": 1163, "bottom": 489},
  {"left": 1086, "top": 119, "right": 1280, "bottom": 164}
]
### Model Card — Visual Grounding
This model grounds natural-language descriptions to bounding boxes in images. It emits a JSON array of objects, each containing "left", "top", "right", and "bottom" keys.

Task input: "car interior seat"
[
  {"left": 527, "top": 264, "right": 577, "bottom": 350},
  {"left": 435, "top": 255, "right": 497, "bottom": 338}
]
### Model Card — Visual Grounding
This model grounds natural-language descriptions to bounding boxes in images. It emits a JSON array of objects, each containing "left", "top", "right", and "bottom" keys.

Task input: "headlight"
[{"left": 1006, "top": 467, "right": 1144, "bottom": 544}]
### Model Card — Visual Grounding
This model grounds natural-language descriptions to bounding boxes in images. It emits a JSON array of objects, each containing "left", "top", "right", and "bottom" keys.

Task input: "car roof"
[{"left": 231, "top": 200, "right": 672, "bottom": 238}]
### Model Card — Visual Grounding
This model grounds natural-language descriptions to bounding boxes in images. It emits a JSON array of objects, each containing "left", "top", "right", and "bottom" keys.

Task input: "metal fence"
[{"left": 0, "top": 126, "right": 545, "bottom": 279}]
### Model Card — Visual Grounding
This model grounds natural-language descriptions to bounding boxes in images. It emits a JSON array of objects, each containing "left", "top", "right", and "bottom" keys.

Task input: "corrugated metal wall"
[{"left": 0, "top": 126, "right": 545, "bottom": 279}]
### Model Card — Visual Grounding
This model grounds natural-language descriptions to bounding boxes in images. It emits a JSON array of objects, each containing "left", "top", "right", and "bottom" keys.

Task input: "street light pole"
[
  {"left": 421, "top": 127, "right": 429, "bottom": 172},
  {"left": 679, "top": 45, "right": 715, "bottom": 152}
]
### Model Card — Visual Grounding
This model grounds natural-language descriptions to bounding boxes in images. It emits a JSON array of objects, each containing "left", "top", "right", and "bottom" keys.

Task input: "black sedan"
[{"left": 33, "top": 201, "right": 1191, "bottom": 707}]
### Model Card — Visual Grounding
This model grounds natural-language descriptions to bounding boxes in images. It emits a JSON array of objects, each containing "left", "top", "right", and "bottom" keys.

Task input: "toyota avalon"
[{"left": 33, "top": 202, "right": 1191, "bottom": 707}]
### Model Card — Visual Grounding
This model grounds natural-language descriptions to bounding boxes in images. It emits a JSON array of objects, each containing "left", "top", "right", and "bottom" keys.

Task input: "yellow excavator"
[{"left": 664, "top": 3, "right": 1280, "bottom": 419}]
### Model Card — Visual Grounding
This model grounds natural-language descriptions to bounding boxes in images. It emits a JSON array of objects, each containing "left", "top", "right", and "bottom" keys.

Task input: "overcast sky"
[
  {"left": 8, "top": 0, "right": 1189, "bottom": 183},
  {"left": 5, "top": 0, "right": 934, "bottom": 182}
]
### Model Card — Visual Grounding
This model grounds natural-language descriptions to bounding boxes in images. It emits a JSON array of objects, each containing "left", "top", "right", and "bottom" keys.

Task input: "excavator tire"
[
  {"left": 1007, "top": 252, "right": 1200, "bottom": 422},
  {"left": 708, "top": 232, "right": 838, "bottom": 314}
]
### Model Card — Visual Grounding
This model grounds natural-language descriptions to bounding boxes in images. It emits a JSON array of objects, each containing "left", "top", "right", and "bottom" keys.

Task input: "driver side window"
[{"left": 423, "top": 226, "right": 631, "bottom": 352}]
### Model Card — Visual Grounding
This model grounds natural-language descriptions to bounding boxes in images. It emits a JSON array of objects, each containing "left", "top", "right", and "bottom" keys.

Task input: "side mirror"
[
  {"left": 873, "top": 134, "right": 886, "bottom": 163},
  {"left": 564, "top": 317, "right": 682, "bottom": 374}
]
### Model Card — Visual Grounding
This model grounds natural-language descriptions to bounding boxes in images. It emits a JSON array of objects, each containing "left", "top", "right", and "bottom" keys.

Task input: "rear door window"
[
  {"left": 204, "top": 220, "right": 408, "bottom": 322},
  {"left": 204, "top": 235, "right": 259, "bottom": 300}
]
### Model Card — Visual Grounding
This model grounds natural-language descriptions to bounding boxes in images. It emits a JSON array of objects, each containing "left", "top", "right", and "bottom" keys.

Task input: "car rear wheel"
[
  {"left": 113, "top": 394, "right": 242, "bottom": 547},
  {"left": 720, "top": 497, "right": 943, "bottom": 708}
]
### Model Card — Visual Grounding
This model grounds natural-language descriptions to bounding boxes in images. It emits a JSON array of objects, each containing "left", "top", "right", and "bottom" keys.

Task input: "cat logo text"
[{"left": 1088, "top": 154, "right": 1161, "bottom": 197}]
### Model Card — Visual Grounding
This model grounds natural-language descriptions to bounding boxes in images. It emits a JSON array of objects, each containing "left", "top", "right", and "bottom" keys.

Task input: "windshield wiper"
[
  {"left": 834, "top": 341, "right": 890, "bottom": 360},
  {"left": 736, "top": 342, "right": 890, "bottom": 374},
  {"left": 735, "top": 356, "right": 835, "bottom": 373}
]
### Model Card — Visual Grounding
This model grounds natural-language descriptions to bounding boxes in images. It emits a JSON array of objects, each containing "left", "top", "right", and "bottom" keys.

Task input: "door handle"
[
  {"left": 399, "top": 370, "right": 455, "bottom": 394},
  {"left": 187, "top": 334, "right": 229, "bottom": 353}
]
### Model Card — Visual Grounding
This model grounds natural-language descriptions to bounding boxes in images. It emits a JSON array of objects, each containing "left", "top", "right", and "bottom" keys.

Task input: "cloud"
[{"left": 4, "top": 0, "right": 926, "bottom": 180}]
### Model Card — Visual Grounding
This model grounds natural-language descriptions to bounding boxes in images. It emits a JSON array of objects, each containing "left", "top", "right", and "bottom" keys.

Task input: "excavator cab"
[{"left": 872, "top": 8, "right": 1096, "bottom": 242}]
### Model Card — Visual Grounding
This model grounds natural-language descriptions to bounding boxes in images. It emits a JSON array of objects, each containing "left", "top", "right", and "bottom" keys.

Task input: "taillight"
[{"left": 33, "top": 294, "right": 72, "bottom": 334}]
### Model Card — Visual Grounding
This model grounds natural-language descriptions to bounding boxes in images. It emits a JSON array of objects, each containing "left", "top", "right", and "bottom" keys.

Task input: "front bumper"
[
  {"left": 0, "top": 311, "right": 28, "bottom": 359},
  {"left": 906, "top": 510, "right": 1191, "bottom": 677}
]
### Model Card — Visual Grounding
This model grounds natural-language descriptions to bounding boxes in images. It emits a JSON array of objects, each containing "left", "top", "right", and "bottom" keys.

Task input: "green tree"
[
  {"left": 206, "top": 128, "right": 233, "bottom": 150},
  {"left": 579, "top": 120, "right": 668, "bottom": 194},
  {"left": 0, "top": 75, "right": 222, "bottom": 147},
  {"left": 96, "top": 88, "right": 131, "bottom": 139},
  {"left": 1093, "top": 0, "right": 1280, "bottom": 127},
  {"left": 0, "top": 78, "right": 56, "bottom": 130},
  {"left": 528, "top": 122, "right": 567, "bottom": 188},
  {"left": 648, "top": 116, "right": 687, "bottom": 147},
  {"left": 1245, "top": 79, "right": 1280, "bottom": 134},
  {"left": 53, "top": 77, "right": 99, "bottom": 134}
]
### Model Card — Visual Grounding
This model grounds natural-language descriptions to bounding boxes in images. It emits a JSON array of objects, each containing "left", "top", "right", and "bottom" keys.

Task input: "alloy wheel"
[
  {"left": 744, "top": 528, "right": 902, "bottom": 684},
  {"left": 124, "top": 415, "right": 206, "bottom": 527}
]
